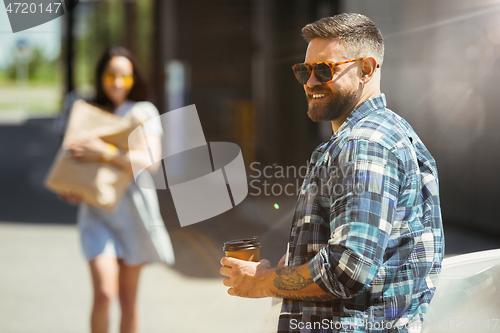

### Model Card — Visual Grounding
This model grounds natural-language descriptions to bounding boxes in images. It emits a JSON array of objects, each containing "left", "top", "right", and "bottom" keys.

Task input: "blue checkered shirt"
[{"left": 278, "top": 94, "right": 444, "bottom": 332}]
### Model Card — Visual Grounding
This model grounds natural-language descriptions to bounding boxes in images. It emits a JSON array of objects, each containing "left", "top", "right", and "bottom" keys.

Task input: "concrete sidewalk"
[
  {"left": 2, "top": 195, "right": 500, "bottom": 333},
  {"left": 0, "top": 222, "right": 273, "bottom": 333}
]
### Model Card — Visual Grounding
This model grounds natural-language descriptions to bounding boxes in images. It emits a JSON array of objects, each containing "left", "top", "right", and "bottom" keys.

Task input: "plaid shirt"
[{"left": 278, "top": 94, "right": 444, "bottom": 333}]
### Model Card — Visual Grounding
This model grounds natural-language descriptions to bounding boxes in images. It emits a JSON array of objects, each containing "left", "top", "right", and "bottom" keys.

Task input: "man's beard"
[{"left": 306, "top": 86, "right": 359, "bottom": 122}]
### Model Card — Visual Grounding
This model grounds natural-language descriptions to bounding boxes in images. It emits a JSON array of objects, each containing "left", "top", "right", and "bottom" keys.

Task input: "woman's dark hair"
[{"left": 93, "top": 46, "right": 149, "bottom": 109}]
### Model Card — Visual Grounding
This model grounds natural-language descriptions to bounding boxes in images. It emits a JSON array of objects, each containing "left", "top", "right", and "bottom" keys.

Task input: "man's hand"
[
  {"left": 277, "top": 253, "right": 287, "bottom": 268},
  {"left": 220, "top": 256, "right": 337, "bottom": 302},
  {"left": 220, "top": 257, "right": 274, "bottom": 298}
]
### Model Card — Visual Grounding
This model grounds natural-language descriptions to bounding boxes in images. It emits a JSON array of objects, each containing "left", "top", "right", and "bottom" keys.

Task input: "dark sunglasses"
[{"left": 292, "top": 58, "right": 365, "bottom": 84}]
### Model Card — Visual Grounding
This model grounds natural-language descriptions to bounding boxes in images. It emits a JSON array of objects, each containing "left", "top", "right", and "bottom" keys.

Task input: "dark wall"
[
  {"left": 176, "top": 0, "right": 253, "bottom": 143},
  {"left": 152, "top": 0, "right": 342, "bottom": 168},
  {"left": 0, "top": 119, "right": 77, "bottom": 223},
  {"left": 344, "top": 0, "right": 500, "bottom": 235}
]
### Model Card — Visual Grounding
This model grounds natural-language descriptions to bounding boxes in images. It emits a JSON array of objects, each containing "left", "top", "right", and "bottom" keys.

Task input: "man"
[{"left": 220, "top": 13, "right": 444, "bottom": 332}]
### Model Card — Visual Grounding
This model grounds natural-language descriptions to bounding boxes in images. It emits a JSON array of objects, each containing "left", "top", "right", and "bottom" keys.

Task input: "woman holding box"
[{"left": 60, "top": 46, "right": 174, "bottom": 333}]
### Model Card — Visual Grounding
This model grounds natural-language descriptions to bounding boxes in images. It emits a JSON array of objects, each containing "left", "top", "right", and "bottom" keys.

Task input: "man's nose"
[{"left": 306, "top": 71, "right": 322, "bottom": 88}]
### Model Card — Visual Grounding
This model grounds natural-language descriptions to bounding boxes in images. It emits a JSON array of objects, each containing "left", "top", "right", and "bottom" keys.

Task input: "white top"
[{"left": 77, "top": 101, "right": 175, "bottom": 266}]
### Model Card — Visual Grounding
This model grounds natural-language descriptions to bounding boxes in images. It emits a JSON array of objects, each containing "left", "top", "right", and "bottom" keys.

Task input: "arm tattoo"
[
  {"left": 273, "top": 267, "right": 314, "bottom": 291},
  {"left": 275, "top": 293, "right": 336, "bottom": 302}
]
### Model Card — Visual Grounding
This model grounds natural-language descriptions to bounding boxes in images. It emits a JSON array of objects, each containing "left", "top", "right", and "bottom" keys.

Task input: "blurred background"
[{"left": 1, "top": 0, "right": 500, "bottom": 332}]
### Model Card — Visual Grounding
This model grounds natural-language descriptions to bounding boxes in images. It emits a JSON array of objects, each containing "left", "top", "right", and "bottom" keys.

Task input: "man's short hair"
[{"left": 302, "top": 13, "right": 384, "bottom": 66}]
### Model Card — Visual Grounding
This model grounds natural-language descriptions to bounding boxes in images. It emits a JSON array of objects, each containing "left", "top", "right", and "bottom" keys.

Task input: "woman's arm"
[{"left": 66, "top": 134, "right": 162, "bottom": 173}]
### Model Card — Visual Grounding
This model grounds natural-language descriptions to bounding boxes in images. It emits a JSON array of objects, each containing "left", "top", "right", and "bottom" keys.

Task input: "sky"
[{"left": 0, "top": 4, "right": 61, "bottom": 69}]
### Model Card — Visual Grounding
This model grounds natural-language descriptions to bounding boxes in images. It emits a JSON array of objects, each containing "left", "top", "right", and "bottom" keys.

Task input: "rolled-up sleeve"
[{"left": 309, "top": 139, "right": 402, "bottom": 299}]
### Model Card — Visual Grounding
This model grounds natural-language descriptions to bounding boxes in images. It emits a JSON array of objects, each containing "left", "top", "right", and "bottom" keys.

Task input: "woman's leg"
[
  {"left": 89, "top": 256, "right": 119, "bottom": 333},
  {"left": 118, "top": 259, "right": 143, "bottom": 333}
]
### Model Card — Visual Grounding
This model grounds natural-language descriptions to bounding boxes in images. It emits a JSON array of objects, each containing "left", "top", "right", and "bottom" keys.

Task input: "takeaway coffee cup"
[{"left": 223, "top": 236, "right": 261, "bottom": 262}]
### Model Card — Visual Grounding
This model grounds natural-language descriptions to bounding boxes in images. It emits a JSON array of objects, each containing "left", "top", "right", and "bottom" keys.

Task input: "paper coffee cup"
[{"left": 223, "top": 236, "right": 261, "bottom": 262}]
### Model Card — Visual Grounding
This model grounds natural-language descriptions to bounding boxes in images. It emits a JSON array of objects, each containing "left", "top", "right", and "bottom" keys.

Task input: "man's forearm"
[{"left": 267, "top": 262, "right": 337, "bottom": 302}]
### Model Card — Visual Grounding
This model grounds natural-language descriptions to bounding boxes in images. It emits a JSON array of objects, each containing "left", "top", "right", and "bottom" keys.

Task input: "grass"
[{"left": 0, "top": 80, "right": 63, "bottom": 116}]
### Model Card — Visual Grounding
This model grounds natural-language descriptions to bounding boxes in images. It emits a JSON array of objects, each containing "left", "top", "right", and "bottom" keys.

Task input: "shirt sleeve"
[
  {"left": 134, "top": 101, "right": 163, "bottom": 136},
  {"left": 309, "top": 139, "right": 402, "bottom": 299}
]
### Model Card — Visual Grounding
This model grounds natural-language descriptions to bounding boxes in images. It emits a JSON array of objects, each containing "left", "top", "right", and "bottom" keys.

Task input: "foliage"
[{"left": 3, "top": 46, "right": 61, "bottom": 84}]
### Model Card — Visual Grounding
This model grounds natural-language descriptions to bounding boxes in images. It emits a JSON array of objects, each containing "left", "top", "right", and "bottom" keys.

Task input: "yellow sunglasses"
[{"left": 102, "top": 73, "right": 134, "bottom": 89}]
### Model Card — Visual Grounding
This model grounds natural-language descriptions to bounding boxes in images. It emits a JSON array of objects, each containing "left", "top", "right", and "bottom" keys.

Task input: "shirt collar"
[{"left": 335, "top": 93, "right": 386, "bottom": 135}]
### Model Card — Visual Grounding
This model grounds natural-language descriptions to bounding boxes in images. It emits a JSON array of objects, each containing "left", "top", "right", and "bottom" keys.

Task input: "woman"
[{"left": 61, "top": 46, "right": 174, "bottom": 333}]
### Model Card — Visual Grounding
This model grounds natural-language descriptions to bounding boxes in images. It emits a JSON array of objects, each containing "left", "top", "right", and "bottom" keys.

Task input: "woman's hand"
[
  {"left": 59, "top": 190, "right": 85, "bottom": 205},
  {"left": 66, "top": 134, "right": 108, "bottom": 163}
]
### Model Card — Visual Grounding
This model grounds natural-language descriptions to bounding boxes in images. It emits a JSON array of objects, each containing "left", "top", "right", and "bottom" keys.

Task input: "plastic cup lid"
[{"left": 223, "top": 236, "right": 261, "bottom": 251}]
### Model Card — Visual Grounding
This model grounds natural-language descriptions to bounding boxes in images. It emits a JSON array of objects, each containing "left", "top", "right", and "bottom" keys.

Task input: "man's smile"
[
  {"left": 308, "top": 92, "right": 330, "bottom": 103},
  {"left": 312, "top": 93, "right": 327, "bottom": 101}
]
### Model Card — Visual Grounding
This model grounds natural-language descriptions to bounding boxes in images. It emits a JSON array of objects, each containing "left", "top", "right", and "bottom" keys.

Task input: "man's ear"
[{"left": 361, "top": 57, "right": 378, "bottom": 78}]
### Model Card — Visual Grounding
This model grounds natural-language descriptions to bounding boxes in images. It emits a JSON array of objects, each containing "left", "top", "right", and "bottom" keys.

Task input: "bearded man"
[{"left": 221, "top": 13, "right": 444, "bottom": 333}]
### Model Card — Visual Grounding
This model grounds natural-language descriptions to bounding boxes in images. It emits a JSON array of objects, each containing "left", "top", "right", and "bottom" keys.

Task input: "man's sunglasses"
[{"left": 292, "top": 58, "right": 365, "bottom": 84}]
